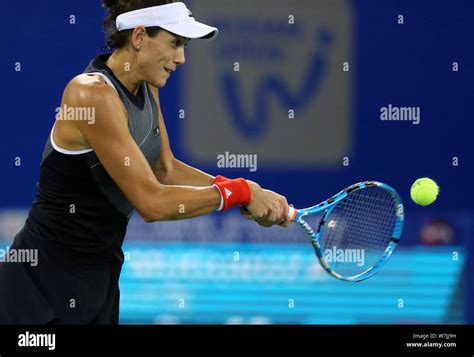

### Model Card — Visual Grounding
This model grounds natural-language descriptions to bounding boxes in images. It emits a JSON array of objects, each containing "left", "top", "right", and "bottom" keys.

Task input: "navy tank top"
[{"left": 23, "top": 54, "right": 161, "bottom": 263}]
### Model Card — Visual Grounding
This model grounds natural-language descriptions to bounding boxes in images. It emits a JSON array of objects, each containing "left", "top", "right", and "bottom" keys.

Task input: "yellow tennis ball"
[{"left": 410, "top": 178, "right": 439, "bottom": 206}]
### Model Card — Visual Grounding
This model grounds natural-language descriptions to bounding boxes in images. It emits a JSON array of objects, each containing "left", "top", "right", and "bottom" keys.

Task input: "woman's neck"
[{"left": 105, "top": 51, "right": 141, "bottom": 96}]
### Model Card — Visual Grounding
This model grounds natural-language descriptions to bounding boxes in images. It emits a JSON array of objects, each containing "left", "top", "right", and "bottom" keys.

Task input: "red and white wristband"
[{"left": 212, "top": 175, "right": 251, "bottom": 211}]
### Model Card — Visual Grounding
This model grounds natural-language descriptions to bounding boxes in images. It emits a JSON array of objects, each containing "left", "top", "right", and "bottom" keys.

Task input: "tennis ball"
[{"left": 410, "top": 178, "right": 439, "bottom": 206}]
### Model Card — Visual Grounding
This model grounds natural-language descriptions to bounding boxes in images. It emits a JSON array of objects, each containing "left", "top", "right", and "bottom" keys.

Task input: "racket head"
[{"left": 295, "top": 181, "right": 404, "bottom": 282}]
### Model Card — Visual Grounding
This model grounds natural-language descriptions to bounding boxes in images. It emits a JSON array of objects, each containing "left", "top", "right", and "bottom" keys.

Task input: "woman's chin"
[{"left": 151, "top": 79, "right": 166, "bottom": 89}]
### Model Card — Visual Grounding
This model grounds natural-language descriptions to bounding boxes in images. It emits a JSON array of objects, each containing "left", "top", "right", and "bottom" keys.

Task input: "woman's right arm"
[{"left": 67, "top": 76, "right": 220, "bottom": 222}]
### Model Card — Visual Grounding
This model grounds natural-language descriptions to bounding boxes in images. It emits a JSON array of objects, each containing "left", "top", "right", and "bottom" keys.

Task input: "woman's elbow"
[
  {"left": 135, "top": 188, "right": 168, "bottom": 223},
  {"left": 138, "top": 204, "right": 167, "bottom": 223}
]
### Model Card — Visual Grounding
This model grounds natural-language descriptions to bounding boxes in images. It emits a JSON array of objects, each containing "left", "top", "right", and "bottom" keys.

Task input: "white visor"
[{"left": 116, "top": 2, "right": 218, "bottom": 40}]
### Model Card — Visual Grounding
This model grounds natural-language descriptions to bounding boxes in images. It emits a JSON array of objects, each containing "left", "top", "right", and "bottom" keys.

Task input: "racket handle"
[{"left": 288, "top": 206, "right": 297, "bottom": 222}]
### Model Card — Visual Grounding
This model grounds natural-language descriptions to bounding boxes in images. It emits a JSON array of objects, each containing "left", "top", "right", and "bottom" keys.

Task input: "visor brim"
[{"left": 160, "top": 21, "right": 218, "bottom": 40}]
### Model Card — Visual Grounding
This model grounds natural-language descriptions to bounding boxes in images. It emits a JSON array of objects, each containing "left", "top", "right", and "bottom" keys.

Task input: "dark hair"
[{"left": 102, "top": 0, "right": 178, "bottom": 50}]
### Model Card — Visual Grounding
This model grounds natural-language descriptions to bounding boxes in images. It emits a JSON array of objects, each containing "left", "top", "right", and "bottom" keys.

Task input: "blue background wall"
[{"left": 0, "top": 0, "right": 472, "bottom": 324}]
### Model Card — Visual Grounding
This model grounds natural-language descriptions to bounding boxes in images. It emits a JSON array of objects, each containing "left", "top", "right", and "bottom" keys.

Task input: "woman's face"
[{"left": 137, "top": 29, "right": 189, "bottom": 88}]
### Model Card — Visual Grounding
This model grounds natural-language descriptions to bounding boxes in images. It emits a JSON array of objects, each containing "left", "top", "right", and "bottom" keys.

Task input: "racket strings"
[
  {"left": 319, "top": 186, "right": 398, "bottom": 277},
  {"left": 342, "top": 189, "right": 396, "bottom": 247},
  {"left": 334, "top": 190, "right": 396, "bottom": 252},
  {"left": 324, "top": 193, "right": 395, "bottom": 250}
]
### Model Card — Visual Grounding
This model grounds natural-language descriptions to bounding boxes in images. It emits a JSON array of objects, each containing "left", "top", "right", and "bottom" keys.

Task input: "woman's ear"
[{"left": 131, "top": 26, "right": 146, "bottom": 50}]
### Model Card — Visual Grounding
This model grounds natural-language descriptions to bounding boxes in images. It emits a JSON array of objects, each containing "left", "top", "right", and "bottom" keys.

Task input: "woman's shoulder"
[{"left": 62, "top": 73, "right": 118, "bottom": 106}]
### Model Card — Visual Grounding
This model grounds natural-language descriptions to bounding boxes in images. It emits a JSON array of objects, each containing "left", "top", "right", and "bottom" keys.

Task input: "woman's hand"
[{"left": 242, "top": 181, "right": 291, "bottom": 228}]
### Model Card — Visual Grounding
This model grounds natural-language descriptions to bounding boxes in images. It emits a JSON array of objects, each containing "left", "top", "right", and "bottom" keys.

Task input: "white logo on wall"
[{"left": 184, "top": 0, "right": 353, "bottom": 167}]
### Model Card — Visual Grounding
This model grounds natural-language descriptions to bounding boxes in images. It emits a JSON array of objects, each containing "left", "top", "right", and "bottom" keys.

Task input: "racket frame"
[{"left": 289, "top": 181, "right": 404, "bottom": 282}]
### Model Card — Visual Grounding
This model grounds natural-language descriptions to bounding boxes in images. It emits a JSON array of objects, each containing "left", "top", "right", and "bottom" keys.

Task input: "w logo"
[
  {"left": 221, "top": 31, "right": 333, "bottom": 140},
  {"left": 184, "top": 0, "right": 352, "bottom": 165}
]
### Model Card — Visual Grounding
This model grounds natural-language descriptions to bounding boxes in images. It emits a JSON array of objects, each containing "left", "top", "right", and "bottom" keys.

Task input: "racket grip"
[{"left": 288, "top": 206, "right": 297, "bottom": 222}]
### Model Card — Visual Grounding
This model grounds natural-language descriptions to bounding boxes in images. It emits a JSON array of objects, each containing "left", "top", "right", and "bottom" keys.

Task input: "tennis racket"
[{"left": 288, "top": 181, "right": 404, "bottom": 282}]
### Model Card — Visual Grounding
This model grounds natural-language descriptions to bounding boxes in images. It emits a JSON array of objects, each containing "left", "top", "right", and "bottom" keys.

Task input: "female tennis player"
[{"left": 0, "top": 0, "right": 290, "bottom": 324}]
